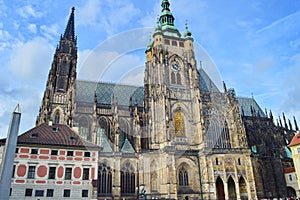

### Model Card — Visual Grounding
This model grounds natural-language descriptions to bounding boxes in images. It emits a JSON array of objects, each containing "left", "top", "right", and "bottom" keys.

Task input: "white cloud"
[
  {"left": 7, "top": 37, "right": 53, "bottom": 82},
  {"left": 77, "top": 0, "right": 141, "bottom": 34},
  {"left": 28, "top": 23, "right": 37, "bottom": 34},
  {"left": 17, "top": 5, "right": 43, "bottom": 18},
  {"left": 40, "top": 24, "right": 59, "bottom": 41}
]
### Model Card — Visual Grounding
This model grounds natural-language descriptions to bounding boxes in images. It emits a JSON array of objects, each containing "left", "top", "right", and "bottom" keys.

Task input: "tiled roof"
[
  {"left": 289, "top": 132, "right": 300, "bottom": 147},
  {"left": 0, "top": 123, "right": 100, "bottom": 149},
  {"left": 284, "top": 167, "right": 295, "bottom": 173},
  {"left": 237, "top": 97, "right": 266, "bottom": 117},
  {"left": 76, "top": 80, "right": 144, "bottom": 107},
  {"left": 199, "top": 68, "right": 220, "bottom": 92},
  {"left": 76, "top": 68, "right": 220, "bottom": 106}
]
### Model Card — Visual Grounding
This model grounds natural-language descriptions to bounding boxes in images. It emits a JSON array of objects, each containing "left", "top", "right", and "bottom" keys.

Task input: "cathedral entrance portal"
[
  {"left": 216, "top": 177, "right": 225, "bottom": 200},
  {"left": 228, "top": 176, "right": 237, "bottom": 200}
]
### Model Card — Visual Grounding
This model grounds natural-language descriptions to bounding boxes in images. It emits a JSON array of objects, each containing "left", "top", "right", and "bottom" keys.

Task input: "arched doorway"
[
  {"left": 216, "top": 177, "right": 225, "bottom": 200},
  {"left": 239, "top": 176, "right": 248, "bottom": 200},
  {"left": 287, "top": 186, "right": 296, "bottom": 198},
  {"left": 228, "top": 176, "right": 237, "bottom": 200}
]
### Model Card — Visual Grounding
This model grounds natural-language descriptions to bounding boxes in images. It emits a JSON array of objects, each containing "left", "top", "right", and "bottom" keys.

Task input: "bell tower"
[
  {"left": 36, "top": 7, "right": 77, "bottom": 126},
  {"left": 144, "top": 0, "right": 203, "bottom": 150}
]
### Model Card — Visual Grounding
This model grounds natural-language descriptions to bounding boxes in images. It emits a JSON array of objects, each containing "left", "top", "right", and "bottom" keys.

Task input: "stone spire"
[
  {"left": 294, "top": 116, "right": 299, "bottom": 131},
  {"left": 36, "top": 7, "right": 77, "bottom": 127},
  {"left": 63, "top": 7, "right": 75, "bottom": 41}
]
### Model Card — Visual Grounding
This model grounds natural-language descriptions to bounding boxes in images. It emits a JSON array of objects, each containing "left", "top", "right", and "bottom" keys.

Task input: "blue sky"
[{"left": 0, "top": 0, "right": 300, "bottom": 137}]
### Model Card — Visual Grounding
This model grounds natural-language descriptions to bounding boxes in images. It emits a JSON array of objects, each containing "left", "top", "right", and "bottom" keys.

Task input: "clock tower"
[{"left": 144, "top": 0, "right": 203, "bottom": 150}]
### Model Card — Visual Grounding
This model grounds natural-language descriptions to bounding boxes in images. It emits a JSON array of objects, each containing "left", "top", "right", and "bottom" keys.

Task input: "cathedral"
[{"left": 35, "top": 1, "right": 298, "bottom": 199}]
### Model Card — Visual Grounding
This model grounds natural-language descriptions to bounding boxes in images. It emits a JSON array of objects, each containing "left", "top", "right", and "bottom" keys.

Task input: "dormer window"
[{"left": 30, "top": 133, "right": 38, "bottom": 138}]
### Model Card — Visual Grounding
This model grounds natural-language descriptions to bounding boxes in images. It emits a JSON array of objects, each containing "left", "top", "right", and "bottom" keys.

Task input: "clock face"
[{"left": 171, "top": 62, "right": 179, "bottom": 71}]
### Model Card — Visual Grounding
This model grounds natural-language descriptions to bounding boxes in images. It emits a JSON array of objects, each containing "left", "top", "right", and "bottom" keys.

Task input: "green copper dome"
[{"left": 159, "top": 0, "right": 180, "bottom": 37}]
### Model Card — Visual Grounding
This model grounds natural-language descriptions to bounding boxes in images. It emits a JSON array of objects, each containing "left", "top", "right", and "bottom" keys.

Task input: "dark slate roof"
[
  {"left": 199, "top": 68, "right": 220, "bottom": 92},
  {"left": 237, "top": 97, "right": 266, "bottom": 117},
  {"left": 76, "top": 68, "right": 220, "bottom": 106},
  {"left": 76, "top": 80, "right": 144, "bottom": 107},
  {"left": 0, "top": 123, "right": 100, "bottom": 149}
]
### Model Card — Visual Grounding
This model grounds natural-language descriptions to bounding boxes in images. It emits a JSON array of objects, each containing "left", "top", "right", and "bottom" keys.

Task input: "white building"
[{"left": 0, "top": 123, "right": 100, "bottom": 200}]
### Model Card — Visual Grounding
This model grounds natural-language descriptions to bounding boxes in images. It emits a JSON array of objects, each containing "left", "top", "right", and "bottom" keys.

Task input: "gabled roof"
[
  {"left": 0, "top": 123, "right": 100, "bottom": 149},
  {"left": 98, "top": 130, "right": 113, "bottom": 152},
  {"left": 289, "top": 132, "right": 300, "bottom": 147},
  {"left": 121, "top": 138, "right": 136, "bottom": 153},
  {"left": 237, "top": 97, "right": 266, "bottom": 117}
]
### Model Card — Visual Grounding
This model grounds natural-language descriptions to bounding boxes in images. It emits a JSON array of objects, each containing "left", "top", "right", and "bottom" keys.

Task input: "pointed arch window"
[
  {"left": 150, "top": 162, "right": 158, "bottom": 192},
  {"left": 171, "top": 72, "right": 176, "bottom": 84},
  {"left": 178, "top": 166, "right": 189, "bottom": 186},
  {"left": 207, "top": 108, "right": 231, "bottom": 148},
  {"left": 174, "top": 111, "right": 185, "bottom": 136},
  {"left": 98, "top": 117, "right": 111, "bottom": 144},
  {"left": 57, "top": 77, "right": 65, "bottom": 90},
  {"left": 60, "top": 61, "right": 68, "bottom": 76},
  {"left": 98, "top": 162, "right": 112, "bottom": 195},
  {"left": 176, "top": 73, "right": 181, "bottom": 85},
  {"left": 78, "top": 117, "right": 89, "bottom": 141},
  {"left": 121, "top": 162, "right": 135, "bottom": 195},
  {"left": 54, "top": 111, "right": 60, "bottom": 124},
  {"left": 118, "top": 119, "right": 130, "bottom": 148}
]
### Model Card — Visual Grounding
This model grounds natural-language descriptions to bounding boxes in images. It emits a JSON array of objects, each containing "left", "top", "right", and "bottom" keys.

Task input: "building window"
[
  {"left": 178, "top": 166, "right": 189, "bottom": 186},
  {"left": 65, "top": 167, "right": 72, "bottom": 180},
  {"left": 237, "top": 158, "right": 241, "bottom": 165},
  {"left": 83, "top": 168, "right": 90, "bottom": 180},
  {"left": 216, "top": 158, "right": 219, "bottom": 165},
  {"left": 164, "top": 39, "right": 170, "bottom": 45},
  {"left": 174, "top": 111, "right": 185, "bottom": 136},
  {"left": 35, "top": 190, "right": 44, "bottom": 197},
  {"left": 25, "top": 189, "right": 33, "bottom": 197},
  {"left": 58, "top": 77, "right": 65, "bottom": 90},
  {"left": 12, "top": 165, "right": 15, "bottom": 178},
  {"left": 48, "top": 167, "right": 56, "bottom": 179},
  {"left": 46, "top": 189, "right": 54, "bottom": 197},
  {"left": 54, "top": 111, "right": 60, "bottom": 124},
  {"left": 27, "top": 166, "right": 35, "bottom": 179},
  {"left": 289, "top": 174, "right": 293, "bottom": 181},
  {"left": 31, "top": 149, "right": 38, "bottom": 154},
  {"left": 79, "top": 117, "right": 90, "bottom": 141},
  {"left": 171, "top": 72, "right": 176, "bottom": 84},
  {"left": 172, "top": 40, "right": 177, "bottom": 46},
  {"left": 67, "top": 151, "right": 73, "bottom": 156},
  {"left": 297, "top": 148, "right": 300, "bottom": 154},
  {"left": 98, "top": 162, "right": 112, "bottom": 194},
  {"left": 82, "top": 190, "right": 88, "bottom": 197},
  {"left": 10, "top": 188, "right": 12, "bottom": 196},
  {"left": 98, "top": 117, "right": 111, "bottom": 142},
  {"left": 176, "top": 73, "right": 181, "bottom": 85},
  {"left": 51, "top": 150, "right": 58, "bottom": 155},
  {"left": 63, "top": 189, "right": 71, "bottom": 197},
  {"left": 15, "top": 148, "right": 19, "bottom": 153},
  {"left": 121, "top": 162, "right": 135, "bottom": 195},
  {"left": 84, "top": 152, "right": 90, "bottom": 157}
]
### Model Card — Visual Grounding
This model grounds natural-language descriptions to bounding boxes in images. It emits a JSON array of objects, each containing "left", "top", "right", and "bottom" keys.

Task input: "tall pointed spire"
[
  {"left": 63, "top": 7, "right": 75, "bottom": 41},
  {"left": 294, "top": 116, "right": 299, "bottom": 131}
]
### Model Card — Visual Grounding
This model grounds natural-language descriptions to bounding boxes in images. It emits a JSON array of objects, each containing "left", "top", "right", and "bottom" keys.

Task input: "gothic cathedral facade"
[{"left": 36, "top": 1, "right": 261, "bottom": 199}]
